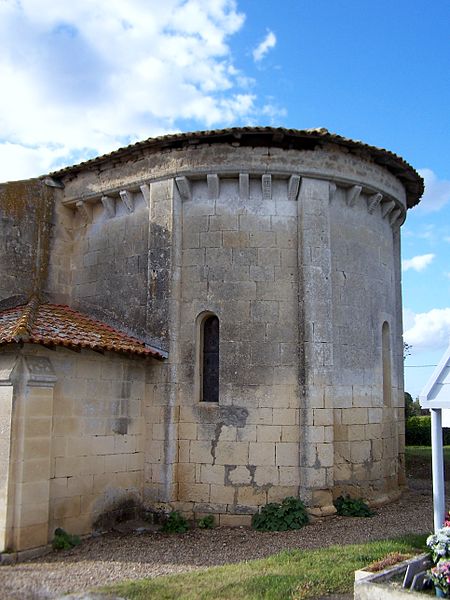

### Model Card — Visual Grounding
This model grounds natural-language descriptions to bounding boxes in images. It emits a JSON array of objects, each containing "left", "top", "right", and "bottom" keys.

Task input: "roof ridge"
[{"left": 12, "top": 295, "right": 40, "bottom": 341}]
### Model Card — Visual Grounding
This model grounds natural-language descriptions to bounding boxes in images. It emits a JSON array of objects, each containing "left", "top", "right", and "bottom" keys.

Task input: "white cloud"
[
  {"left": 252, "top": 30, "right": 276, "bottom": 62},
  {"left": 0, "top": 0, "right": 265, "bottom": 180},
  {"left": 402, "top": 253, "right": 435, "bottom": 272},
  {"left": 404, "top": 308, "right": 450, "bottom": 351},
  {"left": 261, "top": 102, "right": 287, "bottom": 123},
  {"left": 417, "top": 168, "right": 450, "bottom": 212},
  {"left": 0, "top": 142, "right": 66, "bottom": 182}
]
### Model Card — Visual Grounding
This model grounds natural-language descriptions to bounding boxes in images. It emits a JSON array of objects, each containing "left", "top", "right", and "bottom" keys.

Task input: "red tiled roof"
[{"left": 0, "top": 298, "right": 166, "bottom": 359}]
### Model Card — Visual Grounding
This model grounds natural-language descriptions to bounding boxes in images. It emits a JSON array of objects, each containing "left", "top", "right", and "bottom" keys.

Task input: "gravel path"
[{"left": 0, "top": 478, "right": 434, "bottom": 600}]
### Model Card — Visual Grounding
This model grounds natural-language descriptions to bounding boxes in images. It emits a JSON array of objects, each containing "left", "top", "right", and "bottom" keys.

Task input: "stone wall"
[
  {"left": 329, "top": 185, "right": 403, "bottom": 501},
  {"left": 48, "top": 347, "right": 150, "bottom": 536},
  {"left": 47, "top": 180, "right": 174, "bottom": 351},
  {"left": 0, "top": 179, "right": 53, "bottom": 306},
  {"left": 0, "top": 130, "right": 417, "bottom": 546},
  {"left": 0, "top": 346, "right": 157, "bottom": 551},
  {"left": 51, "top": 139, "right": 408, "bottom": 519},
  {"left": 173, "top": 175, "right": 300, "bottom": 524},
  {"left": 67, "top": 192, "right": 150, "bottom": 341}
]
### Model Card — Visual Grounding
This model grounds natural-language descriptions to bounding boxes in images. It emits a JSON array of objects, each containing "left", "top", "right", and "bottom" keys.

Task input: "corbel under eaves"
[
  {"left": 101, "top": 195, "right": 116, "bottom": 218},
  {"left": 381, "top": 199, "right": 396, "bottom": 219},
  {"left": 328, "top": 182, "right": 337, "bottom": 202},
  {"left": 239, "top": 173, "right": 249, "bottom": 200},
  {"left": 367, "top": 192, "right": 383, "bottom": 214},
  {"left": 119, "top": 190, "right": 134, "bottom": 213},
  {"left": 175, "top": 176, "right": 192, "bottom": 201},
  {"left": 288, "top": 175, "right": 301, "bottom": 201},
  {"left": 346, "top": 185, "right": 362, "bottom": 207},
  {"left": 389, "top": 208, "right": 403, "bottom": 226},
  {"left": 76, "top": 200, "right": 92, "bottom": 224},
  {"left": 261, "top": 174, "right": 272, "bottom": 200},
  {"left": 207, "top": 174, "right": 220, "bottom": 200},
  {"left": 140, "top": 184, "right": 150, "bottom": 208}
]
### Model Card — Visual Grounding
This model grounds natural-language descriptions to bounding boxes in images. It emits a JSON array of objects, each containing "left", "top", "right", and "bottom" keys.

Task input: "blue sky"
[{"left": 0, "top": 0, "right": 449, "bottom": 396}]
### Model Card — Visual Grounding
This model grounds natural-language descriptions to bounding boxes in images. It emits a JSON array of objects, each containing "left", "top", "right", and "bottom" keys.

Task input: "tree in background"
[{"left": 405, "top": 391, "right": 422, "bottom": 418}]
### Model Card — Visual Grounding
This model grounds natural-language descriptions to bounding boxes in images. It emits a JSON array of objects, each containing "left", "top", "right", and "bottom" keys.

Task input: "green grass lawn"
[
  {"left": 405, "top": 446, "right": 450, "bottom": 459},
  {"left": 100, "top": 534, "right": 426, "bottom": 600},
  {"left": 98, "top": 448, "right": 434, "bottom": 599}
]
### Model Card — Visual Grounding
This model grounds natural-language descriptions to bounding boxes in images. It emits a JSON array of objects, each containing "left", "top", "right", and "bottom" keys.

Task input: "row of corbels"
[
  {"left": 73, "top": 174, "right": 297, "bottom": 223},
  {"left": 75, "top": 184, "right": 150, "bottom": 223},
  {"left": 174, "top": 173, "right": 300, "bottom": 202},
  {"left": 74, "top": 174, "right": 404, "bottom": 227},
  {"left": 175, "top": 174, "right": 404, "bottom": 227},
  {"left": 338, "top": 183, "right": 404, "bottom": 226}
]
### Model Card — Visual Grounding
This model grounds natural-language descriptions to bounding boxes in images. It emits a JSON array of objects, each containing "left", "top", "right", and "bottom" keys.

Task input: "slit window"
[
  {"left": 202, "top": 315, "right": 219, "bottom": 403},
  {"left": 382, "top": 321, "right": 392, "bottom": 407}
]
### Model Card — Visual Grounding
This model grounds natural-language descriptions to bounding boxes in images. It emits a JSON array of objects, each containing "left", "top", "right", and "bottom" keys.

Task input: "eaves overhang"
[{"left": 47, "top": 126, "right": 424, "bottom": 209}]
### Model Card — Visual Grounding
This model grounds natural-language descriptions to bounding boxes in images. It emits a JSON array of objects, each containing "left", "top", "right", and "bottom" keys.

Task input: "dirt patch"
[{"left": 406, "top": 451, "right": 450, "bottom": 481}]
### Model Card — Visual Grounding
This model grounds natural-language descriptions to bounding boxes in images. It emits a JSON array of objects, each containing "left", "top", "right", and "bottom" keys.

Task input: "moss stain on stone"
[{"left": 0, "top": 179, "right": 55, "bottom": 301}]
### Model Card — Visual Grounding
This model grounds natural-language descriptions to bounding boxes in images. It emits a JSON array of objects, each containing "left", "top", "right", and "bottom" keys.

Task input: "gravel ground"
[{"left": 0, "top": 478, "right": 434, "bottom": 600}]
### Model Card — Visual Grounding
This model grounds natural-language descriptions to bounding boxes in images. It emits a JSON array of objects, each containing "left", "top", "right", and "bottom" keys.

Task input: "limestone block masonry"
[{"left": 0, "top": 127, "right": 423, "bottom": 548}]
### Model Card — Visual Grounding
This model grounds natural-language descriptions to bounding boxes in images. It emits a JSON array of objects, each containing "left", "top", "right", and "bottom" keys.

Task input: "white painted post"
[{"left": 431, "top": 408, "right": 445, "bottom": 531}]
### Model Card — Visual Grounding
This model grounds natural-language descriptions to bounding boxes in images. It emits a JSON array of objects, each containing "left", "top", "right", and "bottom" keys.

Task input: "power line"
[{"left": 404, "top": 365, "right": 437, "bottom": 368}]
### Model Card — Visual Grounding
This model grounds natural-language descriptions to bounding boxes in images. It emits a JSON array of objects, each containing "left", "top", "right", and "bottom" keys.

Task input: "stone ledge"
[
  {"left": 354, "top": 553, "right": 432, "bottom": 600},
  {"left": 0, "top": 543, "right": 52, "bottom": 565}
]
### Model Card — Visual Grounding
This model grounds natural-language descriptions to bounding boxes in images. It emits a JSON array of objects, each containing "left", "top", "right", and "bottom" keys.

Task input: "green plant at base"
[
  {"left": 198, "top": 515, "right": 215, "bottom": 529},
  {"left": 334, "top": 495, "right": 374, "bottom": 517},
  {"left": 252, "top": 496, "right": 309, "bottom": 532},
  {"left": 162, "top": 511, "right": 189, "bottom": 533},
  {"left": 52, "top": 527, "right": 81, "bottom": 550}
]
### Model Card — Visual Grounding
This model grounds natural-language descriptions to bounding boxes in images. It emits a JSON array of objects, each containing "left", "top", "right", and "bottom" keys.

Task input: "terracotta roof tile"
[{"left": 0, "top": 300, "right": 166, "bottom": 359}]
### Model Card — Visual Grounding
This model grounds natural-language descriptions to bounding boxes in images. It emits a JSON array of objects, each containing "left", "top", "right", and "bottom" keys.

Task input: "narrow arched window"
[
  {"left": 201, "top": 315, "right": 219, "bottom": 403},
  {"left": 382, "top": 321, "right": 392, "bottom": 407}
]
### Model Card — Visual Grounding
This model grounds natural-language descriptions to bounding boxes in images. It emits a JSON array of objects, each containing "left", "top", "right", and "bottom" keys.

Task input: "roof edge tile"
[{"left": 0, "top": 302, "right": 167, "bottom": 360}]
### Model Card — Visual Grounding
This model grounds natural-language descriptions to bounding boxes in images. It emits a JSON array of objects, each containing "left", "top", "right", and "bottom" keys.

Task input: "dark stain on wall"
[{"left": 209, "top": 406, "right": 248, "bottom": 465}]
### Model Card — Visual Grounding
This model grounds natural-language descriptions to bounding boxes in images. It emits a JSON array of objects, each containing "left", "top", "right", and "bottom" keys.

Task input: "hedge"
[{"left": 406, "top": 416, "right": 450, "bottom": 446}]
